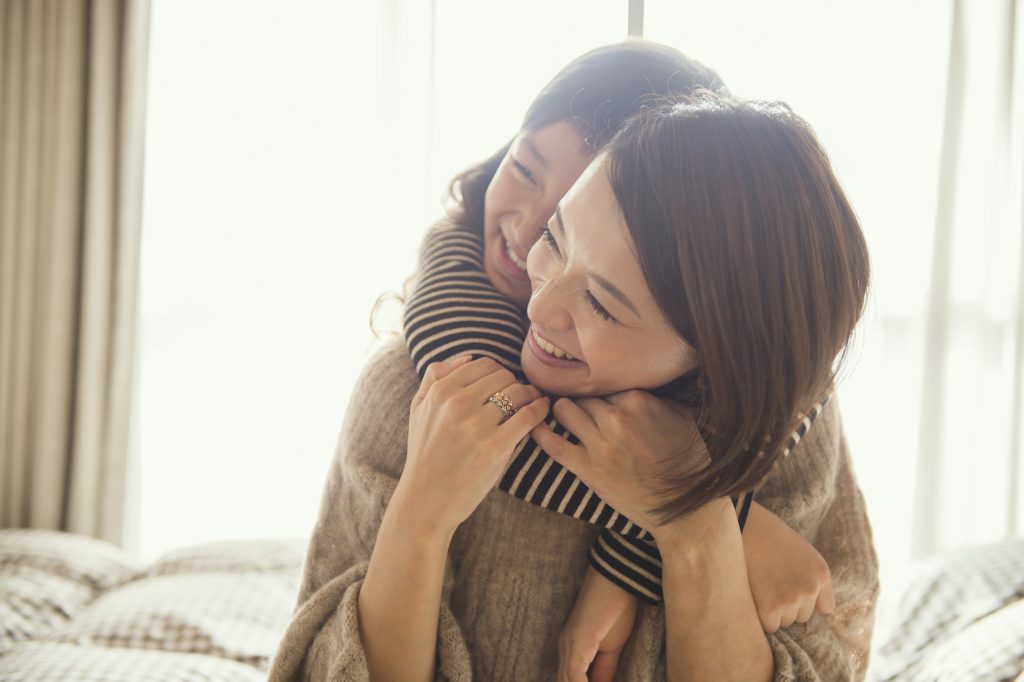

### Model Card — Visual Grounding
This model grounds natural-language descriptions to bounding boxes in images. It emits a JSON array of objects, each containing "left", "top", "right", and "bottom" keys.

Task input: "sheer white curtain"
[
  {"left": 646, "top": 0, "right": 1024, "bottom": 590},
  {"left": 139, "top": 0, "right": 1024, "bottom": 578},
  {"left": 137, "top": 0, "right": 627, "bottom": 560}
]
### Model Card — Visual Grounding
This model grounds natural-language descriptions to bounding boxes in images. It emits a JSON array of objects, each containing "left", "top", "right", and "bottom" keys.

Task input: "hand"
[
  {"left": 400, "top": 356, "right": 550, "bottom": 536},
  {"left": 531, "top": 390, "right": 708, "bottom": 535},
  {"left": 558, "top": 566, "right": 638, "bottom": 682},
  {"left": 742, "top": 502, "right": 835, "bottom": 632}
]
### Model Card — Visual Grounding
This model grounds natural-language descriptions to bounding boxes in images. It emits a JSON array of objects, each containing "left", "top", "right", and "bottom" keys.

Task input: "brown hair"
[
  {"left": 446, "top": 40, "right": 725, "bottom": 229},
  {"left": 607, "top": 92, "right": 870, "bottom": 523}
]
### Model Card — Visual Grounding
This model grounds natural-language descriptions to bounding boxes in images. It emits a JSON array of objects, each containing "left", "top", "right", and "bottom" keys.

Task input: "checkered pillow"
[
  {"left": 139, "top": 538, "right": 305, "bottom": 578},
  {"left": 872, "top": 539, "right": 1024, "bottom": 681},
  {"left": 46, "top": 539, "right": 304, "bottom": 671},
  {"left": 0, "top": 530, "right": 139, "bottom": 654},
  {"left": 0, "top": 641, "right": 265, "bottom": 682}
]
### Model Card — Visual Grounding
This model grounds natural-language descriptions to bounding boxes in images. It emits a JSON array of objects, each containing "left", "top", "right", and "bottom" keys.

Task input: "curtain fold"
[
  {"left": 912, "top": 0, "right": 1024, "bottom": 556},
  {"left": 0, "top": 0, "right": 150, "bottom": 546}
]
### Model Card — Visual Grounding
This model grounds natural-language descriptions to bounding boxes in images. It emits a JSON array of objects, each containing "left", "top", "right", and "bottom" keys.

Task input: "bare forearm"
[
  {"left": 358, "top": 487, "right": 453, "bottom": 682},
  {"left": 658, "top": 498, "right": 773, "bottom": 682}
]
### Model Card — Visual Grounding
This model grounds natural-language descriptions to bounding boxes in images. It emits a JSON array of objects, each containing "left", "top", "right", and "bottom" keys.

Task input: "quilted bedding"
[
  {"left": 0, "top": 529, "right": 304, "bottom": 681},
  {"left": 871, "top": 538, "right": 1024, "bottom": 681}
]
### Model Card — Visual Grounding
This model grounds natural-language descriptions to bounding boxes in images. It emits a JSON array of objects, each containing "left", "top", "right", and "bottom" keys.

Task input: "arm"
[
  {"left": 658, "top": 498, "right": 774, "bottom": 681},
  {"left": 752, "top": 397, "right": 879, "bottom": 681},
  {"left": 360, "top": 354, "right": 549, "bottom": 681},
  {"left": 358, "top": 487, "right": 454, "bottom": 681},
  {"left": 267, "top": 342, "right": 473, "bottom": 681},
  {"left": 631, "top": 398, "right": 875, "bottom": 681},
  {"left": 534, "top": 393, "right": 873, "bottom": 681},
  {"left": 742, "top": 500, "right": 835, "bottom": 633}
]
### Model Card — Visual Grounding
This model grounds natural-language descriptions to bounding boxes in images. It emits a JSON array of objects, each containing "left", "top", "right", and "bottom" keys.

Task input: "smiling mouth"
[
  {"left": 504, "top": 236, "right": 528, "bottom": 271},
  {"left": 531, "top": 326, "right": 578, "bottom": 361}
]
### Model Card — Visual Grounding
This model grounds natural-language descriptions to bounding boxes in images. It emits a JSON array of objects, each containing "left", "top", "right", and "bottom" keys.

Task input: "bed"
[
  {"left": 0, "top": 529, "right": 304, "bottom": 681},
  {"left": 2, "top": 528, "right": 1023, "bottom": 680},
  {"left": 869, "top": 538, "right": 1024, "bottom": 681}
]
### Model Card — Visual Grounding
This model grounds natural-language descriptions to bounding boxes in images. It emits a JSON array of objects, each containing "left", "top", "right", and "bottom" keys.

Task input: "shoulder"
[
  {"left": 353, "top": 335, "right": 420, "bottom": 398},
  {"left": 417, "top": 218, "right": 484, "bottom": 267},
  {"left": 333, "top": 337, "right": 420, "bottom": 478}
]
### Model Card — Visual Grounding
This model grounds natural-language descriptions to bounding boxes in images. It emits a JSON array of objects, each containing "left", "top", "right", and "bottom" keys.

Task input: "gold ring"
[{"left": 487, "top": 391, "right": 518, "bottom": 422}]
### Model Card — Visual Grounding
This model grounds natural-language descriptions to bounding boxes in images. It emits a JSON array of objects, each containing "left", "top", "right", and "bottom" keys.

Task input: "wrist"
[
  {"left": 652, "top": 497, "right": 738, "bottom": 560},
  {"left": 387, "top": 483, "right": 458, "bottom": 547}
]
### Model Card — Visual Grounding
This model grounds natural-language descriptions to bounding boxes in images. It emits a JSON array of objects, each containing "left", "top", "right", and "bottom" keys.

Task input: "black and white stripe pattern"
[{"left": 403, "top": 224, "right": 824, "bottom": 604}]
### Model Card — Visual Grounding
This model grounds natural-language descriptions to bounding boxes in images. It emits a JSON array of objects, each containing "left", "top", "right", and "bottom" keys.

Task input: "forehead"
[
  {"left": 519, "top": 121, "right": 591, "bottom": 168},
  {"left": 559, "top": 158, "right": 658, "bottom": 315}
]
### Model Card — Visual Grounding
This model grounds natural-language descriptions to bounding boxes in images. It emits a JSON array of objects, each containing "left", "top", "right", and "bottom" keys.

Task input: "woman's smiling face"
[
  {"left": 521, "top": 156, "right": 698, "bottom": 398},
  {"left": 483, "top": 122, "right": 593, "bottom": 305}
]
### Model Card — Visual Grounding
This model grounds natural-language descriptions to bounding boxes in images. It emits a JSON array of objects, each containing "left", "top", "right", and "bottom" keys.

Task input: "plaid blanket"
[
  {"left": 871, "top": 539, "right": 1024, "bottom": 681},
  {"left": 0, "top": 529, "right": 304, "bottom": 681}
]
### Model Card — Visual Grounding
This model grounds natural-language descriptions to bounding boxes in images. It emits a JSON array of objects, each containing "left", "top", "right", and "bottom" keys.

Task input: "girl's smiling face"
[
  {"left": 521, "top": 155, "right": 698, "bottom": 398},
  {"left": 483, "top": 122, "right": 593, "bottom": 305}
]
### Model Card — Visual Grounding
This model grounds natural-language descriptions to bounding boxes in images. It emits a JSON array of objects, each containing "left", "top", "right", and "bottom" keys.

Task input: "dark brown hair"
[
  {"left": 446, "top": 40, "right": 725, "bottom": 229},
  {"left": 607, "top": 92, "right": 870, "bottom": 523}
]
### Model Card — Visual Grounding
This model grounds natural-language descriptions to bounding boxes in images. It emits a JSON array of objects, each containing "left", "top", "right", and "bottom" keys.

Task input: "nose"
[
  {"left": 526, "top": 271, "right": 574, "bottom": 332},
  {"left": 507, "top": 216, "right": 550, "bottom": 255}
]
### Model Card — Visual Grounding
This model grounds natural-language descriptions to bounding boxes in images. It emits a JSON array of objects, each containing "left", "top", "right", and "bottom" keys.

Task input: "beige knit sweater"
[{"left": 268, "top": 338, "right": 879, "bottom": 681}]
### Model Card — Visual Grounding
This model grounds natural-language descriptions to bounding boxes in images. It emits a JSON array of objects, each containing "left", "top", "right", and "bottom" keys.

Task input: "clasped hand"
[
  {"left": 401, "top": 355, "right": 550, "bottom": 535},
  {"left": 531, "top": 391, "right": 708, "bottom": 536}
]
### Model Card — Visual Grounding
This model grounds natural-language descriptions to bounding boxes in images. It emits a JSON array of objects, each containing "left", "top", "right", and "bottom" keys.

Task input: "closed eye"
[
  {"left": 511, "top": 157, "right": 536, "bottom": 185},
  {"left": 540, "top": 227, "right": 560, "bottom": 257},
  {"left": 584, "top": 291, "right": 617, "bottom": 323}
]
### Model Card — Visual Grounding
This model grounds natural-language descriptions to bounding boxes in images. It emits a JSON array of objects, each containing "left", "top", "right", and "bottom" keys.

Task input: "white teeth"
[
  {"left": 505, "top": 240, "right": 528, "bottom": 271},
  {"left": 532, "top": 327, "right": 576, "bottom": 361}
]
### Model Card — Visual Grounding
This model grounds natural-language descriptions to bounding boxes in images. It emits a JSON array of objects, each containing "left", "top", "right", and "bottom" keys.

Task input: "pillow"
[
  {"left": 0, "top": 641, "right": 265, "bottom": 682},
  {"left": 138, "top": 538, "right": 305, "bottom": 578},
  {"left": 0, "top": 529, "right": 139, "bottom": 653},
  {"left": 0, "top": 529, "right": 139, "bottom": 592},
  {"left": 872, "top": 539, "right": 1024, "bottom": 681},
  {"left": 48, "top": 539, "right": 304, "bottom": 670}
]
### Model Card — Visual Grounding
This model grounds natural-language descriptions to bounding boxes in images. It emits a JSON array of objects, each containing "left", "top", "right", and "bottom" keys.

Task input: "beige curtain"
[{"left": 0, "top": 0, "right": 150, "bottom": 545}]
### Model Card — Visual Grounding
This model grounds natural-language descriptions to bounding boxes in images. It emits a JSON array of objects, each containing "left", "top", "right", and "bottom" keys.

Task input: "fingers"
[
  {"left": 558, "top": 633, "right": 590, "bottom": 682},
  {"left": 796, "top": 596, "right": 816, "bottom": 623},
  {"left": 413, "top": 355, "right": 472, "bottom": 408},
  {"left": 552, "top": 397, "right": 600, "bottom": 442},
  {"left": 816, "top": 578, "right": 836, "bottom": 615},
  {"left": 437, "top": 356, "right": 509, "bottom": 394},
  {"left": 761, "top": 610, "right": 781, "bottom": 634},
  {"left": 482, "top": 383, "right": 542, "bottom": 425},
  {"left": 562, "top": 647, "right": 594, "bottom": 682},
  {"left": 778, "top": 606, "right": 798, "bottom": 630},
  {"left": 500, "top": 394, "right": 551, "bottom": 439},
  {"left": 531, "top": 422, "right": 588, "bottom": 477},
  {"left": 588, "top": 651, "right": 621, "bottom": 682},
  {"left": 469, "top": 364, "right": 526, "bottom": 405}
]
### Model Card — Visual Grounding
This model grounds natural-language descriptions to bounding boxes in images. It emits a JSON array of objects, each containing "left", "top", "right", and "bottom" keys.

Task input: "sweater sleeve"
[
  {"left": 755, "top": 397, "right": 880, "bottom": 681},
  {"left": 402, "top": 222, "right": 668, "bottom": 604},
  {"left": 267, "top": 342, "right": 473, "bottom": 682}
]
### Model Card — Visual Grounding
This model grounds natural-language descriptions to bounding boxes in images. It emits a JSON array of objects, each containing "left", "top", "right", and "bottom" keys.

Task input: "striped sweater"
[{"left": 402, "top": 221, "right": 824, "bottom": 603}]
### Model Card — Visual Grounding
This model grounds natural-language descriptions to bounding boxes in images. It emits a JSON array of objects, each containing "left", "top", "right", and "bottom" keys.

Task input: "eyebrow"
[
  {"left": 522, "top": 137, "right": 549, "bottom": 169},
  {"left": 553, "top": 207, "right": 642, "bottom": 319}
]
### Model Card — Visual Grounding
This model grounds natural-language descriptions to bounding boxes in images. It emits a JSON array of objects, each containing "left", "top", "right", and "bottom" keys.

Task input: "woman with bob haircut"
[{"left": 269, "top": 42, "right": 877, "bottom": 682}]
